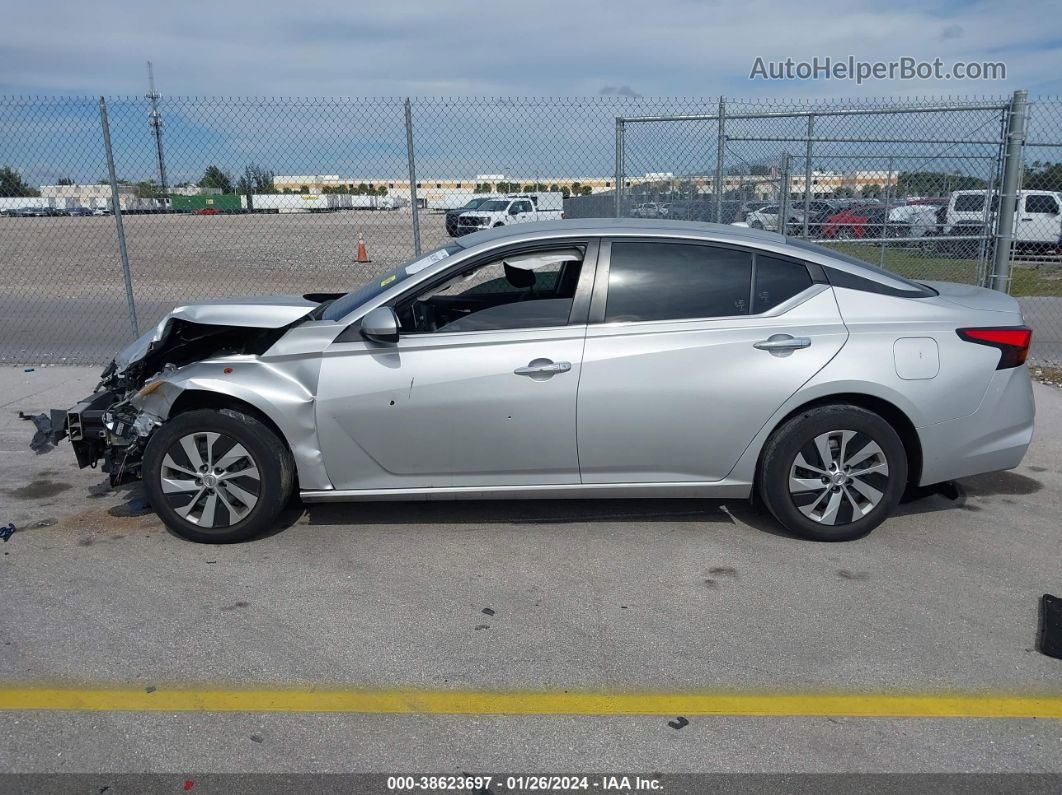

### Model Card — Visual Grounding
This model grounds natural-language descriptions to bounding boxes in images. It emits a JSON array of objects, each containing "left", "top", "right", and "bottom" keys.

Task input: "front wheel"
[
  {"left": 142, "top": 408, "right": 295, "bottom": 543},
  {"left": 757, "top": 405, "right": 907, "bottom": 541}
]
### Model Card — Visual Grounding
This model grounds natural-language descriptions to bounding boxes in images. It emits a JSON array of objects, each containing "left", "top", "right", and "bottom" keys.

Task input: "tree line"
[{"left": 4, "top": 164, "right": 1062, "bottom": 199}]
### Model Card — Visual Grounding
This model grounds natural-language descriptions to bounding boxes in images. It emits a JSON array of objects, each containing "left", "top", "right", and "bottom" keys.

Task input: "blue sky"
[
  {"left": 2, "top": 1, "right": 1060, "bottom": 185},
  {"left": 2, "top": 0, "right": 1059, "bottom": 98}
]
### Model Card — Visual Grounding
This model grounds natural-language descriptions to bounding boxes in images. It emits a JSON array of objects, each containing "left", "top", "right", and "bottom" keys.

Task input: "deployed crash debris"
[
  {"left": 0, "top": 523, "right": 15, "bottom": 542},
  {"left": 1039, "top": 594, "right": 1062, "bottom": 660},
  {"left": 20, "top": 410, "right": 66, "bottom": 454},
  {"left": 41, "top": 294, "right": 334, "bottom": 487}
]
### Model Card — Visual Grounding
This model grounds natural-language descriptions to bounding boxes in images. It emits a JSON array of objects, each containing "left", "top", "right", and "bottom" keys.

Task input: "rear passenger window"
[
  {"left": 1026, "top": 195, "right": 1059, "bottom": 214},
  {"left": 753, "top": 255, "right": 813, "bottom": 314},
  {"left": 605, "top": 242, "right": 752, "bottom": 323}
]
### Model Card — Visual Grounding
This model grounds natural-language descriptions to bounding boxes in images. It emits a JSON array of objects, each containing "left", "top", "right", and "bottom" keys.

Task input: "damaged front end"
[{"left": 51, "top": 295, "right": 334, "bottom": 486}]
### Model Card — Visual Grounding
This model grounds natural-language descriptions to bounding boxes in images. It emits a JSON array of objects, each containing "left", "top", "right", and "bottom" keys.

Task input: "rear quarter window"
[{"left": 753, "top": 256, "right": 813, "bottom": 313}]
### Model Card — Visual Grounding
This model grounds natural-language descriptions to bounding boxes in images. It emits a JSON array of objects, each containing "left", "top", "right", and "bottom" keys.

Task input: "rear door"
[
  {"left": 1017, "top": 193, "right": 1061, "bottom": 244},
  {"left": 576, "top": 239, "right": 848, "bottom": 483}
]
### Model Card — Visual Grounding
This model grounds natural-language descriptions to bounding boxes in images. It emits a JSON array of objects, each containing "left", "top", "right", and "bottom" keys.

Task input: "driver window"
[{"left": 396, "top": 247, "right": 584, "bottom": 334}]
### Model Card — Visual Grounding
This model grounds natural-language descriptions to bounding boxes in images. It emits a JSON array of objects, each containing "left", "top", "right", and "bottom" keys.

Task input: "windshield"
[
  {"left": 477, "top": 200, "right": 510, "bottom": 212},
  {"left": 322, "top": 245, "right": 463, "bottom": 321}
]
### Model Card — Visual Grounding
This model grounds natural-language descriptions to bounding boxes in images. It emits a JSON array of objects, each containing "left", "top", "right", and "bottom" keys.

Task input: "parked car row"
[{"left": 1, "top": 205, "right": 110, "bottom": 217}]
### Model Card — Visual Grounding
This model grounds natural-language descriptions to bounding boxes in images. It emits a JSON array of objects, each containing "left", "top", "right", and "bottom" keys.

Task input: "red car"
[
  {"left": 821, "top": 205, "right": 894, "bottom": 239},
  {"left": 193, "top": 207, "right": 219, "bottom": 216}
]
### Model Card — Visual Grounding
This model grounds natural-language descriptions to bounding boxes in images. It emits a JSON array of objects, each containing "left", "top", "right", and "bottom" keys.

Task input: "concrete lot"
[
  {"left": 0, "top": 367, "right": 1060, "bottom": 773},
  {"left": 2, "top": 212, "right": 1061, "bottom": 365},
  {"left": 0, "top": 211, "right": 448, "bottom": 365}
]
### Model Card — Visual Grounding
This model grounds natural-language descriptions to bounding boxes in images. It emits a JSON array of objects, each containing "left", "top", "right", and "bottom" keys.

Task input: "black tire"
[
  {"left": 757, "top": 404, "right": 907, "bottom": 542},
  {"left": 493, "top": 222, "right": 504, "bottom": 227},
  {"left": 750, "top": 221, "right": 764, "bottom": 230},
  {"left": 142, "top": 408, "right": 294, "bottom": 543}
]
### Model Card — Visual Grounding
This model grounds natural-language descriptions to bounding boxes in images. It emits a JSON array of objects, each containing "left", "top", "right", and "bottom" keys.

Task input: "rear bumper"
[{"left": 917, "top": 365, "right": 1035, "bottom": 486}]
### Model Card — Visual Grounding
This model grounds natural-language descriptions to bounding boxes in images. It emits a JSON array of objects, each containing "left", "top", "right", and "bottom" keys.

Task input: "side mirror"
[
  {"left": 360, "top": 306, "right": 400, "bottom": 344},
  {"left": 509, "top": 207, "right": 520, "bottom": 216}
]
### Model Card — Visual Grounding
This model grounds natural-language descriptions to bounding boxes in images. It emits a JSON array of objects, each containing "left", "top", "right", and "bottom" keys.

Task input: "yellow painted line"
[{"left": 1, "top": 688, "right": 1061, "bottom": 718}]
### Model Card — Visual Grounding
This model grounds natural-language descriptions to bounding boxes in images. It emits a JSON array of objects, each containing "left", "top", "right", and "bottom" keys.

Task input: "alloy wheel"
[
  {"left": 159, "top": 431, "right": 261, "bottom": 528},
  {"left": 788, "top": 429, "right": 889, "bottom": 525}
]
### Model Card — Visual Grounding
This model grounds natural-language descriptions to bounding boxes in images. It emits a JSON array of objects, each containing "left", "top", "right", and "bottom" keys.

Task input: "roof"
[
  {"left": 454, "top": 218, "right": 786, "bottom": 249},
  {"left": 453, "top": 217, "right": 930, "bottom": 295}
]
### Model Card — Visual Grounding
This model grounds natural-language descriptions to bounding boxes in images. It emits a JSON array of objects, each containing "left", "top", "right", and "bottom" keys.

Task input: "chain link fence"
[{"left": 2, "top": 93, "right": 1061, "bottom": 365}]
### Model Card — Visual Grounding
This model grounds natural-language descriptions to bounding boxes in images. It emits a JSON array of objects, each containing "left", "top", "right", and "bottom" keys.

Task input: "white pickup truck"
[
  {"left": 941, "top": 189, "right": 1062, "bottom": 250},
  {"left": 455, "top": 193, "right": 564, "bottom": 236}
]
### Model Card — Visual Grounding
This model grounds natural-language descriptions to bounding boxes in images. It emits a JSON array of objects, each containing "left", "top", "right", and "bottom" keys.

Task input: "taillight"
[{"left": 956, "top": 326, "right": 1032, "bottom": 369}]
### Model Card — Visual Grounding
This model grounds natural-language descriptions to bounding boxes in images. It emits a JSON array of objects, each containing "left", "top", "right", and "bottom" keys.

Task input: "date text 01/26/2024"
[{"left": 386, "top": 775, "right": 664, "bottom": 791}]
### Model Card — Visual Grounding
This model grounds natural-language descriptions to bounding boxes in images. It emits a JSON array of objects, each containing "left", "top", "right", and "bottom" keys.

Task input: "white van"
[{"left": 942, "top": 189, "right": 1061, "bottom": 248}]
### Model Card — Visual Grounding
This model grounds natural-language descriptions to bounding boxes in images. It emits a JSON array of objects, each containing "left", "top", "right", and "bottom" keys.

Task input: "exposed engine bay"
[{"left": 53, "top": 294, "right": 339, "bottom": 486}]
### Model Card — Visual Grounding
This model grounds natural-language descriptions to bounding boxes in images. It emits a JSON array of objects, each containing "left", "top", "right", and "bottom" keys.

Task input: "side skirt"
[{"left": 300, "top": 480, "right": 753, "bottom": 503}]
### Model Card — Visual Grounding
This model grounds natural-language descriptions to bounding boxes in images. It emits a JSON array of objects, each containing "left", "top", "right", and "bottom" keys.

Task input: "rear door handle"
[
  {"left": 515, "top": 358, "right": 572, "bottom": 379},
  {"left": 754, "top": 334, "right": 811, "bottom": 356}
]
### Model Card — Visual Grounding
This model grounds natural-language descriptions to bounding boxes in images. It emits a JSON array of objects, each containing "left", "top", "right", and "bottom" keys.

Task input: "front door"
[
  {"left": 577, "top": 239, "right": 848, "bottom": 483},
  {"left": 315, "top": 243, "right": 595, "bottom": 491}
]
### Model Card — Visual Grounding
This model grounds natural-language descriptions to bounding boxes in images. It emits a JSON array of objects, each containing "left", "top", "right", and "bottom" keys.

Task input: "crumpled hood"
[{"left": 113, "top": 295, "right": 320, "bottom": 373}]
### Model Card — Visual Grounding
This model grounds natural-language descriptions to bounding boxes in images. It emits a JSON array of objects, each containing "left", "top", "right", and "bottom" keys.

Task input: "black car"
[
  {"left": 445, "top": 197, "right": 493, "bottom": 236},
  {"left": 798, "top": 200, "right": 842, "bottom": 236},
  {"left": 663, "top": 199, "right": 743, "bottom": 225}
]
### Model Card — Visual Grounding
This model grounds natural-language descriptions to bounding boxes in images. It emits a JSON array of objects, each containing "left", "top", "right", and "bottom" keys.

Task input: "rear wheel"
[
  {"left": 142, "top": 409, "right": 294, "bottom": 543},
  {"left": 757, "top": 405, "right": 907, "bottom": 541}
]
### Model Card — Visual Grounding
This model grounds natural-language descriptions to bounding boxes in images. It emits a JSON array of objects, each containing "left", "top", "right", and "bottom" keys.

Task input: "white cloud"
[{"left": 1, "top": 0, "right": 1059, "bottom": 97}]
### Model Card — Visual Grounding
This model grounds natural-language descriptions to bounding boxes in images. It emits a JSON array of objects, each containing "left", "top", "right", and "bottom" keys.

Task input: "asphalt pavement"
[{"left": 0, "top": 367, "right": 1059, "bottom": 775}]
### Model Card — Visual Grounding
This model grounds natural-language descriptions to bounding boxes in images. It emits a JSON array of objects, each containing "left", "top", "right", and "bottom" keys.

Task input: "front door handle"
[
  {"left": 754, "top": 334, "right": 811, "bottom": 357},
  {"left": 515, "top": 358, "right": 572, "bottom": 380}
]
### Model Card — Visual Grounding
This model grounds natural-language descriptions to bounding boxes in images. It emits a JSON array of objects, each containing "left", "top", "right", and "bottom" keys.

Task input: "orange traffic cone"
[{"left": 356, "top": 233, "right": 371, "bottom": 263}]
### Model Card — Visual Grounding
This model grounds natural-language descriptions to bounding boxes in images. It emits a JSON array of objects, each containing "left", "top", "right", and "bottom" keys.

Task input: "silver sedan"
[{"left": 56, "top": 219, "right": 1034, "bottom": 543}]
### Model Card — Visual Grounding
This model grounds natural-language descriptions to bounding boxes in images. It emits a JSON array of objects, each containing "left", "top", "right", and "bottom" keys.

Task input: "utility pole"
[{"left": 146, "top": 61, "right": 168, "bottom": 200}]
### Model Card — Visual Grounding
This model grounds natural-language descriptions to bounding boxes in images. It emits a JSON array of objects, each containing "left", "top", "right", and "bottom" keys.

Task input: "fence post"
[
  {"left": 778, "top": 152, "right": 791, "bottom": 234},
  {"left": 404, "top": 98, "right": 422, "bottom": 257},
  {"left": 714, "top": 96, "right": 726, "bottom": 224},
  {"left": 98, "top": 96, "right": 139, "bottom": 338},
  {"left": 614, "top": 118, "right": 625, "bottom": 218},
  {"left": 990, "top": 89, "right": 1028, "bottom": 293},
  {"left": 802, "top": 114, "right": 814, "bottom": 238},
  {"left": 880, "top": 156, "right": 893, "bottom": 267}
]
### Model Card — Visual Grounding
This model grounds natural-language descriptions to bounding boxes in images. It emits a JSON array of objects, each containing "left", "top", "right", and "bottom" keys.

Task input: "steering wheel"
[{"left": 411, "top": 299, "right": 436, "bottom": 332}]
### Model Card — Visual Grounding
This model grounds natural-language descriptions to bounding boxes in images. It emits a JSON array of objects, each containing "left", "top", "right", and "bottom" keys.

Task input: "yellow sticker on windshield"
[{"left": 380, "top": 275, "right": 396, "bottom": 287}]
